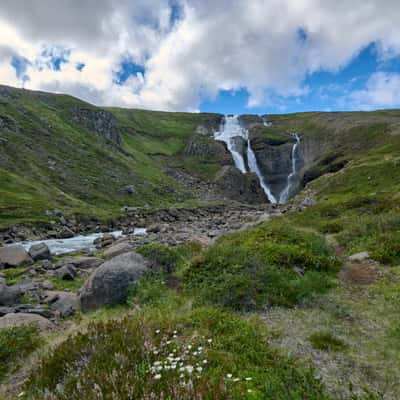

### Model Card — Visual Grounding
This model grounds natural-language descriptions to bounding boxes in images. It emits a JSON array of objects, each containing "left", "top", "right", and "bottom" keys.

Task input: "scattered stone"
[
  {"left": 42, "top": 260, "right": 55, "bottom": 270},
  {"left": 0, "top": 313, "right": 54, "bottom": 331},
  {"left": 55, "top": 264, "right": 77, "bottom": 280},
  {"left": 348, "top": 252, "right": 370, "bottom": 262},
  {"left": 103, "top": 242, "right": 133, "bottom": 259},
  {"left": 79, "top": 252, "right": 148, "bottom": 311},
  {"left": 57, "top": 227, "right": 74, "bottom": 239},
  {"left": 123, "top": 185, "right": 135, "bottom": 194},
  {"left": 68, "top": 256, "right": 104, "bottom": 270},
  {"left": 14, "top": 305, "right": 55, "bottom": 319},
  {"left": 29, "top": 243, "right": 51, "bottom": 261},
  {"left": 0, "top": 278, "right": 21, "bottom": 306},
  {"left": 0, "top": 245, "right": 33, "bottom": 268},
  {"left": 50, "top": 292, "right": 78, "bottom": 318}
]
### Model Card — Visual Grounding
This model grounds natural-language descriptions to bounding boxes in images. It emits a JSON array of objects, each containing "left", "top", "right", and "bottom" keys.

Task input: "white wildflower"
[
  {"left": 226, "top": 373, "right": 232, "bottom": 379},
  {"left": 245, "top": 377, "right": 252, "bottom": 381},
  {"left": 154, "top": 374, "right": 162, "bottom": 380}
]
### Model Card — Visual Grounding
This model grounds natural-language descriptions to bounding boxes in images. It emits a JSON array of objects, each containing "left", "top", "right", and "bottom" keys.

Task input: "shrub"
[
  {"left": 184, "top": 220, "right": 339, "bottom": 311},
  {"left": 309, "top": 331, "right": 347, "bottom": 352},
  {"left": 25, "top": 304, "right": 330, "bottom": 399},
  {"left": 0, "top": 324, "right": 42, "bottom": 380}
]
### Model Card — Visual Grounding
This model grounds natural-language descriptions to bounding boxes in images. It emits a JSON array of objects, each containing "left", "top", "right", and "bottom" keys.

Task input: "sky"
[{"left": 2, "top": 1, "right": 400, "bottom": 114}]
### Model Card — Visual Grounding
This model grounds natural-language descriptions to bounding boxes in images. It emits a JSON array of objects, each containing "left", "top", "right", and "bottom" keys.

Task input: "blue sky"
[
  {"left": 2, "top": 1, "right": 400, "bottom": 113},
  {"left": 201, "top": 44, "right": 400, "bottom": 114}
]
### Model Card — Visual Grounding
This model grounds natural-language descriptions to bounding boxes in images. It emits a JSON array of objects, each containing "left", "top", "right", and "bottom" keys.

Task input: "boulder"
[
  {"left": 50, "top": 292, "right": 78, "bottom": 318},
  {"left": 55, "top": 264, "right": 77, "bottom": 280},
  {"left": 79, "top": 252, "right": 148, "bottom": 311},
  {"left": 103, "top": 242, "right": 133, "bottom": 259},
  {"left": 0, "top": 245, "right": 33, "bottom": 268},
  {"left": 348, "top": 252, "right": 370, "bottom": 262},
  {"left": 68, "top": 256, "right": 104, "bottom": 270},
  {"left": 0, "top": 278, "right": 21, "bottom": 306},
  {"left": 58, "top": 227, "right": 75, "bottom": 239},
  {"left": 29, "top": 243, "right": 51, "bottom": 261},
  {"left": 0, "top": 313, "right": 54, "bottom": 331}
]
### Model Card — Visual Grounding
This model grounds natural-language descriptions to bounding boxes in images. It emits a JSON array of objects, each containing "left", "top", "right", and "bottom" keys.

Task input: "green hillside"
[{"left": 0, "top": 85, "right": 222, "bottom": 227}]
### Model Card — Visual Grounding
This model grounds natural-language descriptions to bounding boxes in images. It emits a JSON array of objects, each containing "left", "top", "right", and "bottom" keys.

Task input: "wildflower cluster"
[{"left": 148, "top": 329, "right": 212, "bottom": 386}]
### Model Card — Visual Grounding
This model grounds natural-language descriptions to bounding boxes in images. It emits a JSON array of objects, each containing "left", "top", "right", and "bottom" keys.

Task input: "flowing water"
[
  {"left": 214, "top": 115, "right": 247, "bottom": 173},
  {"left": 214, "top": 115, "right": 277, "bottom": 203},
  {"left": 18, "top": 228, "right": 147, "bottom": 256},
  {"left": 279, "top": 133, "right": 300, "bottom": 204}
]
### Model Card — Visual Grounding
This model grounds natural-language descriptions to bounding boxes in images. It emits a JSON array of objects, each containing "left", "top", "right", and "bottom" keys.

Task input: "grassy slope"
[{"left": 0, "top": 86, "right": 221, "bottom": 228}]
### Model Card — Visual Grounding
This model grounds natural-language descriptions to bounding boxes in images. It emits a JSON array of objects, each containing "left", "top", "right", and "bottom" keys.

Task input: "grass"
[
  {"left": 24, "top": 287, "right": 330, "bottom": 400},
  {"left": 0, "top": 85, "right": 223, "bottom": 227},
  {"left": 183, "top": 219, "right": 339, "bottom": 310},
  {"left": 48, "top": 276, "right": 85, "bottom": 292},
  {"left": 0, "top": 324, "right": 42, "bottom": 381},
  {"left": 309, "top": 331, "right": 347, "bottom": 352},
  {"left": 2, "top": 265, "right": 30, "bottom": 285}
]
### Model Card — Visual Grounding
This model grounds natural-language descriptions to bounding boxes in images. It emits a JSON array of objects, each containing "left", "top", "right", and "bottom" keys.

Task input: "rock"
[
  {"left": 41, "top": 280, "right": 55, "bottom": 290},
  {"left": 71, "top": 106, "right": 121, "bottom": 145},
  {"left": 57, "top": 227, "right": 74, "bottom": 239},
  {"left": 55, "top": 264, "right": 77, "bottom": 280},
  {"left": 0, "top": 306, "right": 15, "bottom": 317},
  {"left": 50, "top": 292, "right": 78, "bottom": 318},
  {"left": 14, "top": 305, "right": 55, "bottom": 319},
  {"left": 29, "top": 243, "right": 51, "bottom": 261},
  {"left": 103, "top": 242, "right": 133, "bottom": 259},
  {"left": 79, "top": 252, "right": 148, "bottom": 311},
  {"left": 348, "top": 252, "right": 370, "bottom": 262},
  {"left": 0, "top": 313, "right": 54, "bottom": 331},
  {"left": 214, "top": 166, "right": 267, "bottom": 204},
  {"left": 68, "top": 256, "right": 104, "bottom": 270},
  {"left": 0, "top": 278, "right": 21, "bottom": 306},
  {"left": 0, "top": 245, "right": 33, "bottom": 268},
  {"left": 42, "top": 260, "right": 55, "bottom": 270},
  {"left": 123, "top": 185, "right": 135, "bottom": 194}
]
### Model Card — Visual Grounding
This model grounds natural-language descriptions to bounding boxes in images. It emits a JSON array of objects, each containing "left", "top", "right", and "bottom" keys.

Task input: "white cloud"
[
  {"left": 1, "top": 0, "right": 400, "bottom": 111},
  {"left": 349, "top": 72, "right": 400, "bottom": 110}
]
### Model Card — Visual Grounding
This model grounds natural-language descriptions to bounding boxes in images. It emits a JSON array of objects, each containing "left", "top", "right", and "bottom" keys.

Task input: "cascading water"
[
  {"left": 247, "top": 139, "right": 277, "bottom": 203},
  {"left": 279, "top": 133, "right": 300, "bottom": 204},
  {"left": 214, "top": 115, "right": 277, "bottom": 203},
  {"left": 214, "top": 115, "right": 247, "bottom": 173}
]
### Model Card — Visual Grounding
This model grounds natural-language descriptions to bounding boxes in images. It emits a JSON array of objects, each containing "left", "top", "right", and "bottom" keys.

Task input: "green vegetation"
[
  {"left": 48, "top": 276, "right": 85, "bottom": 292},
  {"left": 184, "top": 220, "right": 339, "bottom": 310},
  {"left": 0, "top": 85, "right": 222, "bottom": 227},
  {"left": 25, "top": 288, "right": 329, "bottom": 400},
  {"left": 2, "top": 265, "right": 30, "bottom": 285},
  {"left": 309, "top": 331, "right": 347, "bottom": 352},
  {"left": 0, "top": 324, "right": 42, "bottom": 381}
]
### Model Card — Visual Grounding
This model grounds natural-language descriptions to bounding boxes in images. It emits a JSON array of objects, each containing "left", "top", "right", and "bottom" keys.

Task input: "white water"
[
  {"left": 214, "top": 115, "right": 247, "bottom": 173},
  {"left": 279, "top": 133, "right": 300, "bottom": 204},
  {"left": 247, "top": 140, "right": 277, "bottom": 203},
  {"left": 17, "top": 228, "right": 147, "bottom": 256},
  {"left": 214, "top": 115, "right": 277, "bottom": 203}
]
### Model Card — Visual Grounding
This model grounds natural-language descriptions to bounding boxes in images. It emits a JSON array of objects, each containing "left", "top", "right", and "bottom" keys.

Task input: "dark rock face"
[
  {"left": 184, "top": 134, "right": 232, "bottom": 165},
  {"left": 71, "top": 106, "right": 121, "bottom": 145},
  {"left": 79, "top": 252, "right": 148, "bottom": 311},
  {"left": 0, "top": 245, "right": 33, "bottom": 268},
  {"left": 29, "top": 243, "right": 51, "bottom": 261},
  {"left": 214, "top": 166, "right": 267, "bottom": 204}
]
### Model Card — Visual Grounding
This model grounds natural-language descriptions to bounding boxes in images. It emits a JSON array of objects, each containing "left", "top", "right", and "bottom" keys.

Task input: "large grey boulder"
[
  {"left": 29, "top": 243, "right": 51, "bottom": 261},
  {"left": 103, "top": 242, "right": 133, "bottom": 259},
  {"left": 50, "top": 292, "right": 78, "bottom": 318},
  {"left": 0, "top": 278, "right": 21, "bottom": 306},
  {"left": 79, "top": 252, "right": 148, "bottom": 311},
  {"left": 0, "top": 245, "right": 33, "bottom": 268}
]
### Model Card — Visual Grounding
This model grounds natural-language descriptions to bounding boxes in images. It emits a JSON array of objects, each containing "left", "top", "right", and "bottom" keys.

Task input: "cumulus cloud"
[
  {"left": 1, "top": 0, "right": 400, "bottom": 111},
  {"left": 349, "top": 72, "right": 400, "bottom": 110}
]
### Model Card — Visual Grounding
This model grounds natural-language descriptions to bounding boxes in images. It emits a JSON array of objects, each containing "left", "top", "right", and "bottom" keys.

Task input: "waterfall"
[
  {"left": 214, "top": 115, "right": 247, "bottom": 173},
  {"left": 247, "top": 140, "right": 277, "bottom": 203},
  {"left": 214, "top": 115, "right": 277, "bottom": 203},
  {"left": 279, "top": 133, "right": 300, "bottom": 204}
]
